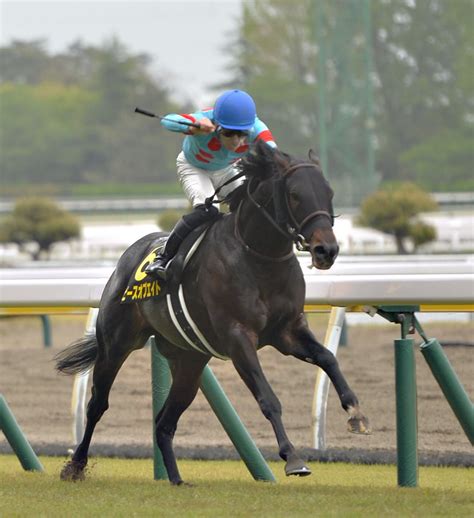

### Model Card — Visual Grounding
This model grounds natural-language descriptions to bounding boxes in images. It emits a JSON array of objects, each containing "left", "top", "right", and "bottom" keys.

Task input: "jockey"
[{"left": 145, "top": 89, "right": 277, "bottom": 280}]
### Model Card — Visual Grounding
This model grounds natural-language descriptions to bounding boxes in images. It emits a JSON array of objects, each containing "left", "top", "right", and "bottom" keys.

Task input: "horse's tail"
[{"left": 55, "top": 334, "right": 98, "bottom": 375}]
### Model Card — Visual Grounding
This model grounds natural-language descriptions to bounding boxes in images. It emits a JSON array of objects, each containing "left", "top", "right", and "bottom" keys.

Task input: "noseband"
[{"left": 238, "top": 162, "right": 334, "bottom": 257}]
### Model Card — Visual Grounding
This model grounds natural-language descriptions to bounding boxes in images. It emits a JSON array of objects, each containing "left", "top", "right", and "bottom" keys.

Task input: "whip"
[{"left": 134, "top": 107, "right": 201, "bottom": 128}]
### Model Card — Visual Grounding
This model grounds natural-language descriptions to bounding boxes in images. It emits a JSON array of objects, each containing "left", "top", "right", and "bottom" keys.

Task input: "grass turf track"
[{"left": 1, "top": 455, "right": 473, "bottom": 517}]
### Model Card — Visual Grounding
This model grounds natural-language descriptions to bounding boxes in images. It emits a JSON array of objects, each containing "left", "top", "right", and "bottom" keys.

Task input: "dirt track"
[{"left": 1, "top": 315, "right": 472, "bottom": 464}]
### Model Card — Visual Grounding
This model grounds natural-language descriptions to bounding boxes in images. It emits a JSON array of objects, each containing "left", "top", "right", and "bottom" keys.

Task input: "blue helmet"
[{"left": 213, "top": 90, "right": 256, "bottom": 130}]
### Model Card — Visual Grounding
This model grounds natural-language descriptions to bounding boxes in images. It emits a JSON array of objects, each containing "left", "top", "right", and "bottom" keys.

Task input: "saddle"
[{"left": 121, "top": 223, "right": 210, "bottom": 304}]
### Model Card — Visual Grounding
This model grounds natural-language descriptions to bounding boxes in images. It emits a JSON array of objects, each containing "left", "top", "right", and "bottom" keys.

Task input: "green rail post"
[
  {"left": 377, "top": 306, "right": 421, "bottom": 489},
  {"left": 394, "top": 338, "right": 418, "bottom": 487},
  {"left": 150, "top": 338, "right": 171, "bottom": 480},
  {"left": 40, "top": 315, "right": 52, "bottom": 348},
  {"left": 0, "top": 394, "right": 44, "bottom": 472},
  {"left": 200, "top": 367, "right": 276, "bottom": 482},
  {"left": 339, "top": 317, "right": 348, "bottom": 347},
  {"left": 150, "top": 338, "right": 275, "bottom": 482},
  {"left": 420, "top": 338, "right": 474, "bottom": 445}
]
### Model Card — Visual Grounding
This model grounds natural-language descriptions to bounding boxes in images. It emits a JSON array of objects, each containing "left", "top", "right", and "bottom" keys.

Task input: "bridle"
[{"left": 234, "top": 162, "right": 335, "bottom": 261}]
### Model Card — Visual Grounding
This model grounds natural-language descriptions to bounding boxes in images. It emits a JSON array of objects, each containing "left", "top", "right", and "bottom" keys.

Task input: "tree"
[
  {"left": 0, "top": 38, "right": 182, "bottom": 190},
  {"left": 357, "top": 182, "right": 437, "bottom": 254},
  {"left": 0, "top": 82, "right": 99, "bottom": 184},
  {"left": 0, "top": 198, "right": 81, "bottom": 260},
  {"left": 371, "top": 0, "right": 474, "bottom": 186},
  {"left": 224, "top": 0, "right": 474, "bottom": 196},
  {"left": 399, "top": 127, "right": 474, "bottom": 191},
  {"left": 0, "top": 40, "right": 51, "bottom": 84},
  {"left": 222, "top": 0, "right": 318, "bottom": 158}
]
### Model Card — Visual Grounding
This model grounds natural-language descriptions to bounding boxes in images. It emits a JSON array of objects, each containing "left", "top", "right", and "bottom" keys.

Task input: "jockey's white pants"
[{"left": 176, "top": 151, "right": 244, "bottom": 208}]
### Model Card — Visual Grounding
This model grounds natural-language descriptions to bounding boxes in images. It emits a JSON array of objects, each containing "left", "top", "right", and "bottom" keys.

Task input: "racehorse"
[{"left": 56, "top": 140, "right": 370, "bottom": 484}]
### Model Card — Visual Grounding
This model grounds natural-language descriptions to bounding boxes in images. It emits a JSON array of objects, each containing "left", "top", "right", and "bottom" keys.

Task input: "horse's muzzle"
[{"left": 310, "top": 241, "right": 339, "bottom": 270}]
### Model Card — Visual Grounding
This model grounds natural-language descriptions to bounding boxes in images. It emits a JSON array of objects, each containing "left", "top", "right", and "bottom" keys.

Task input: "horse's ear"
[
  {"left": 247, "top": 139, "right": 272, "bottom": 161},
  {"left": 256, "top": 138, "right": 276, "bottom": 159},
  {"left": 274, "top": 148, "right": 291, "bottom": 171},
  {"left": 240, "top": 140, "right": 276, "bottom": 180},
  {"left": 252, "top": 140, "right": 278, "bottom": 179},
  {"left": 308, "top": 149, "right": 321, "bottom": 167}
]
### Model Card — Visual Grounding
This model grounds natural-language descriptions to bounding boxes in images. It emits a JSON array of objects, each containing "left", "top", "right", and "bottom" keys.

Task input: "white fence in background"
[
  {"left": 1, "top": 254, "right": 472, "bottom": 311},
  {"left": 0, "top": 212, "right": 473, "bottom": 265}
]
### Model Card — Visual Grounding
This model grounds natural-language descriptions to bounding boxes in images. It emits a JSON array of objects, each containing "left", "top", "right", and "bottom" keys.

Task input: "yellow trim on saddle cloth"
[
  {"left": 135, "top": 248, "right": 159, "bottom": 281},
  {"left": 121, "top": 246, "right": 163, "bottom": 303}
]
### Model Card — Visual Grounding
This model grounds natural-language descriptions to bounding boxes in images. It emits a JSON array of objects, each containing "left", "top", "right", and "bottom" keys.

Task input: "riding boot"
[{"left": 145, "top": 204, "right": 219, "bottom": 280}]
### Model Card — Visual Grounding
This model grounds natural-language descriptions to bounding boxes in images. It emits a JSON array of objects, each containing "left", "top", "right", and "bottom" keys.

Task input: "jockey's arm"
[
  {"left": 160, "top": 111, "right": 215, "bottom": 135},
  {"left": 253, "top": 117, "right": 277, "bottom": 149}
]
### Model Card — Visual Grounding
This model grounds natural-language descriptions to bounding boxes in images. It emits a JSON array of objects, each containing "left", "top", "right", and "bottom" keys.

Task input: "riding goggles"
[{"left": 218, "top": 128, "right": 250, "bottom": 138}]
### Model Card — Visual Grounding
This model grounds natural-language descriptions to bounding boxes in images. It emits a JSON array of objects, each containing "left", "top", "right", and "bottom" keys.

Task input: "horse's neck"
[{"left": 237, "top": 193, "right": 293, "bottom": 260}]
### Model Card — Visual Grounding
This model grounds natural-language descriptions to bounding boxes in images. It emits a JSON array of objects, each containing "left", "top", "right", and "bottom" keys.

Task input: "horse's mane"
[{"left": 227, "top": 140, "right": 291, "bottom": 212}]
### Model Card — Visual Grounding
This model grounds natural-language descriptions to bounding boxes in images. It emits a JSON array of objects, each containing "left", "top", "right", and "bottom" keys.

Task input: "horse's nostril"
[
  {"left": 329, "top": 244, "right": 339, "bottom": 259},
  {"left": 313, "top": 245, "right": 326, "bottom": 257},
  {"left": 313, "top": 244, "right": 339, "bottom": 260}
]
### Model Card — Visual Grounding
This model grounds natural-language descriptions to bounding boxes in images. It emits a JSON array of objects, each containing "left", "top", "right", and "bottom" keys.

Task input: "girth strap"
[{"left": 166, "top": 229, "right": 229, "bottom": 360}]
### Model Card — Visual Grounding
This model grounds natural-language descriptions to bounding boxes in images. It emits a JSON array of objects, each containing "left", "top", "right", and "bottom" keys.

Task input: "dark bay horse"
[{"left": 56, "top": 141, "right": 369, "bottom": 484}]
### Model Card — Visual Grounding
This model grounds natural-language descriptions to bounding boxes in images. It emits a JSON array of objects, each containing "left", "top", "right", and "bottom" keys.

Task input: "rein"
[
  {"left": 280, "top": 163, "right": 335, "bottom": 248},
  {"left": 206, "top": 160, "right": 334, "bottom": 262},
  {"left": 204, "top": 169, "right": 247, "bottom": 208},
  {"left": 234, "top": 199, "right": 295, "bottom": 262},
  {"left": 240, "top": 163, "right": 334, "bottom": 257}
]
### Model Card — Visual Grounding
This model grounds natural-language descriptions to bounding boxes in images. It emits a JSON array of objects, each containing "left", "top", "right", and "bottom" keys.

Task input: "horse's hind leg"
[
  {"left": 61, "top": 311, "right": 150, "bottom": 481},
  {"left": 61, "top": 357, "right": 124, "bottom": 480},
  {"left": 274, "top": 315, "right": 370, "bottom": 435},
  {"left": 153, "top": 344, "right": 209, "bottom": 485}
]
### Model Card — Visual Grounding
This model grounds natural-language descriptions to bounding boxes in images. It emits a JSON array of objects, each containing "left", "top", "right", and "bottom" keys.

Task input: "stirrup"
[{"left": 145, "top": 256, "right": 169, "bottom": 281}]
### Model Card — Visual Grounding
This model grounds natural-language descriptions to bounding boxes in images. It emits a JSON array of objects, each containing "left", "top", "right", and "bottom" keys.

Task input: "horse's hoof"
[
  {"left": 347, "top": 415, "right": 371, "bottom": 435},
  {"left": 60, "top": 460, "right": 86, "bottom": 482},
  {"left": 285, "top": 459, "right": 312, "bottom": 477}
]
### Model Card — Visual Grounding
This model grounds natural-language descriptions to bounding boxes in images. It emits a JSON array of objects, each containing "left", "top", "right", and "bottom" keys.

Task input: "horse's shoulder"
[{"left": 205, "top": 213, "right": 234, "bottom": 239}]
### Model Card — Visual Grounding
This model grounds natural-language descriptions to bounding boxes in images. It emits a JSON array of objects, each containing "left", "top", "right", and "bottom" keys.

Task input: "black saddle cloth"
[{"left": 121, "top": 223, "right": 210, "bottom": 304}]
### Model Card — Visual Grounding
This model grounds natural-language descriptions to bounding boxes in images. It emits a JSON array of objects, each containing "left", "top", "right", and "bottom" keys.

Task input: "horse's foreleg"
[
  {"left": 228, "top": 325, "right": 311, "bottom": 477},
  {"left": 274, "top": 318, "right": 370, "bottom": 435},
  {"left": 154, "top": 350, "right": 209, "bottom": 485}
]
